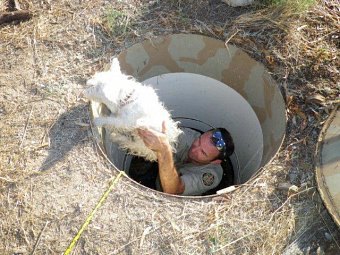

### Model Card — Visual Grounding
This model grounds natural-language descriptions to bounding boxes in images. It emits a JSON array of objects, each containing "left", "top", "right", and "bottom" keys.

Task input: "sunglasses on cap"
[{"left": 211, "top": 130, "right": 226, "bottom": 155}]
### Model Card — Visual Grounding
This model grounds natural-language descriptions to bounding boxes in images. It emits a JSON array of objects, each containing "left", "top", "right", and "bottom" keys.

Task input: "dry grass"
[{"left": 0, "top": 0, "right": 339, "bottom": 254}]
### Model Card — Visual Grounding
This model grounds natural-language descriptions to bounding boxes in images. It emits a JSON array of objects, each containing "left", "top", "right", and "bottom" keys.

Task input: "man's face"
[{"left": 187, "top": 131, "right": 220, "bottom": 165}]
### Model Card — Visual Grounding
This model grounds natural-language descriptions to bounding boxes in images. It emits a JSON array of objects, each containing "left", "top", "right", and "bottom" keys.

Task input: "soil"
[{"left": 0, "top": 0, "right": 339, "bottom": 254}]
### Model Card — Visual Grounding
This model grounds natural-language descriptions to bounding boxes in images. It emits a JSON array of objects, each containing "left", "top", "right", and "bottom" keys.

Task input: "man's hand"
[
  {"left": 137, "top": 121, "right": 184, "bottom": 194},
  {"left": 137, "top": 121, "right": 170, "bottom": 153}
]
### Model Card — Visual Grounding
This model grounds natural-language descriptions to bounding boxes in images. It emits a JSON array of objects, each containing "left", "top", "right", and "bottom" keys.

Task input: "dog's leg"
[
  {"left": 110, "top": 133, "right": 157, "bottom": 161},
  {"left": 110, "top": 133, "right": 133, "bottom": 144},
  {"left": 120, "top": 139, "right": 157, "bottom": 161},
  {"left": 84, "top": 84, "right": 104, "bottom": 102},
  {"left": 85, "top": 85, "right": 118, "bottom": 113},
  {"left": 93, "top": 116, "right": 133, "bottom": 130}
]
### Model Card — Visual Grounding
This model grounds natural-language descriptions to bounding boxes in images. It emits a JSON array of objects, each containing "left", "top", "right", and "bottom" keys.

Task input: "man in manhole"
[{"left": 136, "top": 122, "right": 235, "bottom": 196}]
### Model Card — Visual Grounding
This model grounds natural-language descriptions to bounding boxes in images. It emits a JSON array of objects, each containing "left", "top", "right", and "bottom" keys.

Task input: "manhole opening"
[{"left": 90, "top": 34, "right": 286, "bottom": 197}]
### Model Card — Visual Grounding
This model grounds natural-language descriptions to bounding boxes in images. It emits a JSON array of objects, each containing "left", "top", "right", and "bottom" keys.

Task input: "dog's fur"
[{"left": 84, "top": 58, "right": 182, "bottom": 161}]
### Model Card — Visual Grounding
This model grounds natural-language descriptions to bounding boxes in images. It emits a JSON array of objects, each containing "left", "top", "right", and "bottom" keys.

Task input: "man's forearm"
[
  {"left": 157, "top": 144, "right": 184, "bottom": 195},
  {"left": 136, "top": 125, "right": 184, "bottom": 194}
]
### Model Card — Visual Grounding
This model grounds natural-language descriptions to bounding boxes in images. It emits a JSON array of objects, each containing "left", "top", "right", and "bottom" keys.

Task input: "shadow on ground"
[
  {"left": 283, "top": 198, "right": 340, "bottom": 255},
  {"left": 40, "top": 104, "right": 90, "bottom": 171}
]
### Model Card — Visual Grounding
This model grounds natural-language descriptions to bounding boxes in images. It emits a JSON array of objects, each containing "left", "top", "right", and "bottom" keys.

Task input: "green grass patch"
[
  {"left": 103, "top": 8, "right": 131, "bottom": 36},
  {"left": 259, "top": 0, "right": 316, "bottom": 11}
]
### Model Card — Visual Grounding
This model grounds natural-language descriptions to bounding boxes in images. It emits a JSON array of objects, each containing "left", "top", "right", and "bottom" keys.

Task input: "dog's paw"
[
  {"left": 83, "top": 85, "right": 97, "bottom": 99},
  {"left": 86, "top": 77, "right": 98, "bottom": 87}
]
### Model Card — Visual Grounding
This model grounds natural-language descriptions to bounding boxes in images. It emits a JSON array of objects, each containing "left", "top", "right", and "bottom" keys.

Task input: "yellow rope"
[{"left": 64, "top": 171, "right": 125, "bottom": 255}]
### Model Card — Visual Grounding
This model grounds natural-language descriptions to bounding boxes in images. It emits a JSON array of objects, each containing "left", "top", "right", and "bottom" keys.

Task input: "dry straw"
[{"left": 0, "top": 0, "right": 339, "bottom": 254}]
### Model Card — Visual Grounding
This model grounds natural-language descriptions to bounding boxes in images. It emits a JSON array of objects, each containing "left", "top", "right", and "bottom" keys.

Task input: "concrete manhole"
[
  {"left": 316, "top": 105, "right": 340, "bottom": 227},
  {"left": 90, "top": 34, "right": 287, "bottom": 197}
]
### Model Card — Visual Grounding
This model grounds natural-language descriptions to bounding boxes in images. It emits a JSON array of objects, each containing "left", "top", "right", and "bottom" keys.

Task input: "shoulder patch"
[{"left": 202, "top": 172, "right": 215, "bottom": 186}]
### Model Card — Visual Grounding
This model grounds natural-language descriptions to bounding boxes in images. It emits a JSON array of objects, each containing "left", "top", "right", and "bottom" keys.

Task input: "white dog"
[{"left": 84, "top": 58, "right": 182, "bottom": 161}]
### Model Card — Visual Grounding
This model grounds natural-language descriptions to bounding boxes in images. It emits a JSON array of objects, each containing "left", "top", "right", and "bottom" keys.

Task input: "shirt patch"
[{"left": 202, "top": 172, "right": 214, "bottom": 186}]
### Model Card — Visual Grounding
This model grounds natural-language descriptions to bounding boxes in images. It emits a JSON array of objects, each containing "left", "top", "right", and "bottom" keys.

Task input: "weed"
[
  {"left": 103, "top": 8, "right": 130, "bottom": 37},
  {"left": 259, "top": 0, "right": 316, "bottom": 11}
]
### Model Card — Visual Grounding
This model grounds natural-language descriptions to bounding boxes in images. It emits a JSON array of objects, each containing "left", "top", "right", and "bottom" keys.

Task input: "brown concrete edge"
[{"left": 315, "top": 104, "right": 340, "bottom": 228}]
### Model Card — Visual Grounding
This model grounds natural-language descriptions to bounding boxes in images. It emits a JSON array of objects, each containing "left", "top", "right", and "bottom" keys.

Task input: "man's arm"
[{"left": 137, "top": 122, "right": 185, "bottom": 194}]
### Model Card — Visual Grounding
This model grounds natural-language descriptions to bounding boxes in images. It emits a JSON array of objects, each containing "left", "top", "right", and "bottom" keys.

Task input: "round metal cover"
[{"left": 315, "top": 105, "right": 340, "bottom": 227}]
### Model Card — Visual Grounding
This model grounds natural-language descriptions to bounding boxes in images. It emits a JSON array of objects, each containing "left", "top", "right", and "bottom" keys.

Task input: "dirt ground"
[{"left": 0, "top": 0, "right": 339, "bottom": 254}]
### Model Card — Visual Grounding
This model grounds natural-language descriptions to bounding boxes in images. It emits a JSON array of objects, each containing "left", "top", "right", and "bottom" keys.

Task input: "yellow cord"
[{"left": 64, "top": 171, "right": 125, "bottom": 255}]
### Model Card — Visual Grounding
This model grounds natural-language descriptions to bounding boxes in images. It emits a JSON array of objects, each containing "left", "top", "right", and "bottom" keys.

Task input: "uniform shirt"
[{"left": 157, "top": 128, "right": 223, "bottom": 196}]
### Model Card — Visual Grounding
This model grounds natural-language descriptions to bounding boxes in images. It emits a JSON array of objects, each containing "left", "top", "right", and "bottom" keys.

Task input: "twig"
[
  {"left": 225, "top": 30, "right": 239, "bottom": 46},
  {"left": 327, "top": 99, "right": 340, "bottom": 105},
  {"left": 0, "top": 10, "right": 32, "bottom": 25},
  {"left": 0, "top": 176, "right": 15, "bottom": 183},
  {"left": 31, "top": 221, "right": 50, "bottom": 255},
  {"left": 213, "top": 226, "right": 264, "bottom": 253},
  {"left": 21, "top": 225, "right": 31, "bottom": 245},
  {"left": 195, "top": 19, "right": 218, "bottom": 37},
  {"left": 20, "top": 106, "right": 34, "bottom": 148}
]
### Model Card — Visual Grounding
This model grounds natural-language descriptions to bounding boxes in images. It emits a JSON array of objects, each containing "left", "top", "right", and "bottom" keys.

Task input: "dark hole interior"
[
  {"left": 128, "top": 128, "right": 235, "bottom": 196},
  {"left": 128, "top": 156, "right": 234, "bottom": 195}
]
